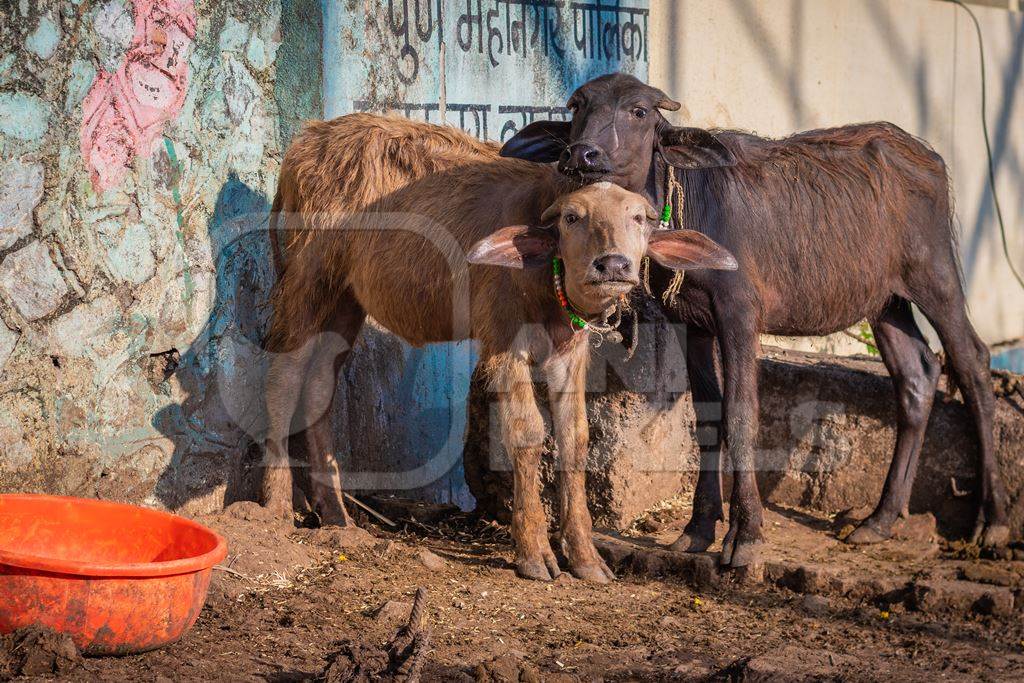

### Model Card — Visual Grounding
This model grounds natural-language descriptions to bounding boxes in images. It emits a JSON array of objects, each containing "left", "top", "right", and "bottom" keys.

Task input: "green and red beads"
[{"left": 552, "top": 257, "right": 589, "bottom": 330}]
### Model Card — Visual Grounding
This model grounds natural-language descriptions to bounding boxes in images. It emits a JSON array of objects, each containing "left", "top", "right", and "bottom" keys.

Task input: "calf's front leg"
[
  {"left": 671, "top": 327, "right": 724, "bottom": 553},
  {"left": 546, "top": 342, "right": 614, "bottom": 583},
  {"left": 490, "top": 353, "right": 561, "bottom": 581},
  {"left": 717, "top": 313, "right": 765, "bottom": 569}
]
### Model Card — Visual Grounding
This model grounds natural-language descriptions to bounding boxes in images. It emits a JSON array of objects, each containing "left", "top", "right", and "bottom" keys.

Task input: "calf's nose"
[
  {"left": 592, "top": 254, "right": 633, "bottom": 280},
  {"left": 561, "top": 143, "right": 606, "bottom": 172}
]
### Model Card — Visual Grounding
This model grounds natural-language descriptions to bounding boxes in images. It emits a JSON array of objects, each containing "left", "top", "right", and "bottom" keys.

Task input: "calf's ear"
[
  {"left": 647, "top": 230, "right": 738, "bottom": 271},
  {"left": 468, "top": 225, "right": 557, "bottom": 269},
  {"left": 659, "top": 127, "right": 736, "bottom": 169},
  {"left": 500, "top": 121, "right": 571, "bottom": 163}
]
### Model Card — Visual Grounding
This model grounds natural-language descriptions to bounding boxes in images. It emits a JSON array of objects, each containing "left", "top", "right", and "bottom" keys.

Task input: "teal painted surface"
[
  {"left": 324, "top": 0, "right": 650, "bottom": 130},
  {"left": 26, "top": 15, "right": 61, "bottom": 60},
  {"left": 276, "top": 0, "right": 323, "bottom": 149},
  {"left": 321, "top": 0, "right": 649, "bottom": 507},
  {"left": 993, "top": 348, "right": 1024, "bottom": 374},
  {"left": 0, "top": 92, "right": 50, "bottom": 143},
  {"left": 65, "top": 59, "right": 97, "bottom": 113}
]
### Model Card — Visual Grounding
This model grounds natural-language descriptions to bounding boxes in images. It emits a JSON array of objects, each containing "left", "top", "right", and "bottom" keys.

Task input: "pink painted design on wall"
[{"left": 81, "top": 0, "right": 197, "bottom": 191}]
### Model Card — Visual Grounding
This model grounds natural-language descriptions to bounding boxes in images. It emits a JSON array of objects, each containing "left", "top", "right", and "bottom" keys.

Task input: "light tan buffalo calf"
[{"left": 263, "top": 114, "right": 736, "bottom": 582}]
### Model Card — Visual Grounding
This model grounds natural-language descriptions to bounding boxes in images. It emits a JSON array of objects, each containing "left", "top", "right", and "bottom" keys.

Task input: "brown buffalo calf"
[{"left": 263, "top": 115, "right": 736, "bottom": 582}]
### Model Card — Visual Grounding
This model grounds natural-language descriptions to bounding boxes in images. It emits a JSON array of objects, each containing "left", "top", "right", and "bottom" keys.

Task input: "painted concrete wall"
[
  {"left": 0, "top": 0, "right": 321, "bottom": 513},
  {"left": 650, "top": 0, "right": 1024, "bottom": 349},
  {"left": 0, "top": 0, "right": 652, "bottom": 510}
]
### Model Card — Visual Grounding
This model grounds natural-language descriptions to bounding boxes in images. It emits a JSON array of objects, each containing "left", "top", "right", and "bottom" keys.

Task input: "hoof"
[
  {"left": 669, "top": 531, "right": 715, "bottom": 554},
  {"left": 719, "top": 518, "right": 764, "bottom": 569},
  {"left": 516, "top": 556, "right": 561, "bottom": 582},
  {"left": 260, "top": 499, "right": 295, "bottom": 521},
  {"left": 720, "top": 540, "right": 763, "bottom": 569},
  {"left": 315, "top": 506, "right": 354, "bottom": 528},
  {"left": 514, "top": 525, "right": 562, "bottom": 582},
  {"left": 974, "top": 523, "right": 1011, "bottom": 548},
  {"left": 845, "top": 520, "right": 892, "bottom": 545},
  {"left": 560, "top": 534, "right": 616, "bottom": 584},
  {"left": 569, "top": 559, "right": 615, "bottom": 584}
]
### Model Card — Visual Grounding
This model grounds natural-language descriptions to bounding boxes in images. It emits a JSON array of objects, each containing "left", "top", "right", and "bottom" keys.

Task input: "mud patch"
[
  {"left": 197, "top": 501, "right": 328, "bottom": 598},
  {"left": 473, "top": 653, "right": 542, "bottom": 682},
  {"left": 320, "top": 587, "right": 431, "bottom": 682},
  {"left": 0, "top": 627, "right": 81, "bottom": 678}
]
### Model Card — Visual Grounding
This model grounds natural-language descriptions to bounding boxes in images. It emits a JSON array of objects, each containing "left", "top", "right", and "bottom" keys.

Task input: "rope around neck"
[
  {"left": 551, "top": 165, "right": 687, "bottom": 343},
  {"left": 660, "top": 166, "right": 686, "bottom": 307}
]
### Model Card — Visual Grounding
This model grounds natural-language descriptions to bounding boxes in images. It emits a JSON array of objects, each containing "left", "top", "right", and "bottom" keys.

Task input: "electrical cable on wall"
[{"left": 948, "top": 0, "right": 1024, "bottom": 291}]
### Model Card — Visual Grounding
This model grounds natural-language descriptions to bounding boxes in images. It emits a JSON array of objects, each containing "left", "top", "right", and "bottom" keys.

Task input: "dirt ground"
[{"left": 9, "top": 500, "right": 1024, "bottom": 682}]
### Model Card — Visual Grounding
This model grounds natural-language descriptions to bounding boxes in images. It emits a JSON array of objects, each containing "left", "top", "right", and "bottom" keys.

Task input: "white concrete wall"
[{"left": 650, "top": 0, "right": 1024, "bottom": 347}]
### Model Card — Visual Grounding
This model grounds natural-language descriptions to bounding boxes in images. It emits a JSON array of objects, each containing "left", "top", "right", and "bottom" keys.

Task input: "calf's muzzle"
[{"left": 589, "top": 253, "right": 634, "bottom": 284}]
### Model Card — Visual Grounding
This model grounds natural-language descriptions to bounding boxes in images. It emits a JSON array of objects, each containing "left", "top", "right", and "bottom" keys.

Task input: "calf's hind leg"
[
  {"left": 847, "top": 297, "right": 939, "bottom": 544},
  {"left": 262, "top": 337, "right": 317, "bottom": 519},
  {"left": 262, "top": 290, "right": 364, "bottom": 522},
  {"left": 916, "top": 290, "right": 1010, "bottom": 546},
  {"left": 295, "top": 295, "right": 365, "bottom": 526}
]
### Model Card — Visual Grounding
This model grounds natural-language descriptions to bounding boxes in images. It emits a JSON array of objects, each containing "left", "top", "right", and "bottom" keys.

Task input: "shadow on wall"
[
  {"left": 151, "top": 174, "right": 274, "bottom": 510},
  {"left": 960, "top": 18, "right": 1024, "bottom": 288},
  {"left": 147, "top": 0, "right": 325, "bottom": 513}
]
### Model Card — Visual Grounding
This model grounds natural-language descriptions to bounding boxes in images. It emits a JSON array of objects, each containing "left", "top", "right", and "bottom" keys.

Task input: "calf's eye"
[
  {"left": 564, "top": 213, "right": 579, "bottom": 225},
  {"left": 633, "top": 214, "right": 644, "bottom": 224},
  {"left": 631, "top": 107, "right": 647, "bottom": 119}
]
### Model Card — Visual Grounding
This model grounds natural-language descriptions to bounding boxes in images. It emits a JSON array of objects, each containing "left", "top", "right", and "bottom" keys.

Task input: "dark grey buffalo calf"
[{"left": 502, "top": 73, "right": 1011, "bottom": 568}]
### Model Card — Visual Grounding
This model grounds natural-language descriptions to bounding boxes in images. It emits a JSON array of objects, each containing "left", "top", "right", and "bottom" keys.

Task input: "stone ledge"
[
  {"left": 464, "top": 344, "right": 1024, "bottom": 539},
  {"left": 594, "top": 532, "right": 1022, "bottom": 618}
]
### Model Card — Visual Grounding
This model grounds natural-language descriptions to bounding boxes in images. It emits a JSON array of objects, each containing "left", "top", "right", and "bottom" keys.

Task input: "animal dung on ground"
[{"left": 320, "top": 588, "right": 431, "bottom": 683}]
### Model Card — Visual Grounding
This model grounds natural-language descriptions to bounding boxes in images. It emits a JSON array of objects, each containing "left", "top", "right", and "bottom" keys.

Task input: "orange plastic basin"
[{"left": 0, "top": 494, "right": 227, "bottom": 655}]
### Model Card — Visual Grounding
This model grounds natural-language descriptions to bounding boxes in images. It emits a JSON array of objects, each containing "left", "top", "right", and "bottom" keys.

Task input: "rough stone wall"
[
  {"left": 464, "top": 344, "right": 1024, "bottom": 537},
  {"left": 755, "top": 348, "right": 1024, "bottom": 540},
  {"left": 0, "top": 0, "right": 315, "bottom": 513}
]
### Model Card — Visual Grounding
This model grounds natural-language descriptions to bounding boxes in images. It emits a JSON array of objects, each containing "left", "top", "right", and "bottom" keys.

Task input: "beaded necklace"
[{"left": 552, "top": 257, "right": 588, "bottom": 330}]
